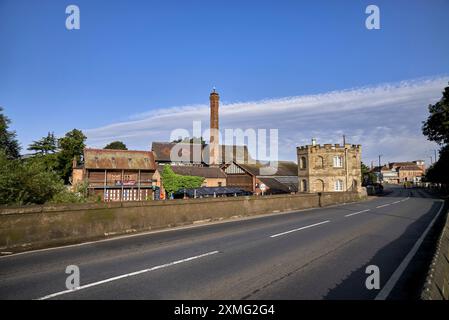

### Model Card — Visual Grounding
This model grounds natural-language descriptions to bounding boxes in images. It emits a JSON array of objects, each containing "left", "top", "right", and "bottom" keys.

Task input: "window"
[
  {"left": 300, "top": 157, "right": 307, "bottom": 169},
  {"left": 335, "top": 180, "right": 343, "bottom": 191},
  {"left": 333, "top": 156, "right": 343, "bottom": 168},
  {"left": 315, "top": 156, "right": 324, "bottom": 168},
  {"left": 218, "top": 182, "right": 222, "bottom": 187}
]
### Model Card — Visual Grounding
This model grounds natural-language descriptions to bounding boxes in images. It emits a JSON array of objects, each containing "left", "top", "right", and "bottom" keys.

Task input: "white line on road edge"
[
  {"left": 270, "top": 220, "right": 331, "bottom": 238},
  {"left": 375, "top": 200, "right": 445, "bottom": 300},
  {"left": 36, "top": 250, "right": 219, "bottom": 300},
  {"left": 376, "top": 204, "right": 390, "bottom": 208},
  {"left": 345, "top": 209, "right": 370, "bottom": 217}
]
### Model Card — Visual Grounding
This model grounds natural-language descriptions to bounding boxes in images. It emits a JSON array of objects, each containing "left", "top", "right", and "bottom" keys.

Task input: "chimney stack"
[{"left": 209, "top": 88, "right": 219, "bottom": 165}]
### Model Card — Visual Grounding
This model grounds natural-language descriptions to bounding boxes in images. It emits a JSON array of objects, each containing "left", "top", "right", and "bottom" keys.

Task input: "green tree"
[
  {"left": 422, "top": 85, "right": 449, "bottom": 145},
  {"left": 424, "top": 145, "right": 449, "bottom": 185},
  {"left": 361, "top": 162, "right": 377, "bottom": 185},
  {"left": 421, "top": 84, "right": 449, "bottom": 187},
  {"left": 160, "top": 165, "right": 204, "bottom": 194},
  {"left": 28, "top": 132, "right": 57, "bottom": 155},
  {"left": 57, "top": 129, "right": 86, "bottom": 183},
  {"left": 104, "top": 141, "right": 127, "bottom": 150},
  {"left": 0, "top": 107, "right": 20, "bottom": 159},
  {"left": 172, "top": 136, "right": 206, "bottom": 145},
  {"left": 0, "top": 152, "right": 65, "bottom": 205}
]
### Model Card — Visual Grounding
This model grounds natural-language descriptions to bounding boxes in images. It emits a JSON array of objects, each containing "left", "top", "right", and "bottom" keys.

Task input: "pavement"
[{"left": 0, "top": 185, "right": 444, "bottom": 300}]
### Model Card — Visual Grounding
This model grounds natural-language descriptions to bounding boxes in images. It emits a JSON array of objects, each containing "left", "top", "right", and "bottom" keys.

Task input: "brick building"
[
  {"left": 372, "top": 160, "right": 425, "bottom": 184},
  {"left": 72, "top": 148, "right": 159, "bottom": 201}
]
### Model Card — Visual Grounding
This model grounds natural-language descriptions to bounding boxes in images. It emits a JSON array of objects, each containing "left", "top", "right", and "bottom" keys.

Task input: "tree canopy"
[
  {"left": 28, "top": 132, "right": 57, "bottom": 155},
  {"left": 424, "top": 145, "right": 449, "bottom": 185},
  {"left": 422, "top": 84, "right": 449, "bottom": 186},
  {"left": 0, "top": 152, "right": 64, "bottom": 205},
  {"left": 0, "top": 108, "right": 88, "bottom": 205},
  {"left": 422, "top": 85, "right": 449, "bottom": 145},
  {"left": 0, "top": 107, "right": 20, "bottom": 159},
  {"left": 57, "top": 129, "right": 86, "bottom": 183},
  {"left": 361, "top": 162, "right": 377, "bottom": 185},
  {"left": 172, "top": 136, "right": 206, "bottom": 145},
  {"left": 104, "top": 141, "right": 127, "bottom": 150}
]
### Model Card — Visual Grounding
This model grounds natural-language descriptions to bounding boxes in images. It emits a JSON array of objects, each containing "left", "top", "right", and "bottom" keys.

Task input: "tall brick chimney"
[{"left": 209, "top": 88, "right": 219, "bottom": 166}]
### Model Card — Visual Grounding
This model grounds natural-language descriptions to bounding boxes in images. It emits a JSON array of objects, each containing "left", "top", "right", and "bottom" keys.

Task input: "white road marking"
[
  {"left": 375, "top": 200, "right": 445, "bottom": 300},
  {"left": 344, "top": 209, "right": 370, "bottom": 217},
  {"left": 36, "top": 250, "right": 219, "bottom": 300},
  {"left": 400, "top": 197, "right": 410, "bottom": 202},
  {"left": 270, "top": 220, "right": 330, "bottom": 238},
  {"left": 391, "top": 201, "right": 401, "bottom": 204},
  {"left": 376, "top": 204, "right": 390, "bottom": 209}
]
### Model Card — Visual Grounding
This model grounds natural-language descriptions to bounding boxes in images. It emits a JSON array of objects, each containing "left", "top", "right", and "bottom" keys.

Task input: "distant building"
[
  {"left": 72, "top": 148, "right": 159, "bottom": 201},
  {"left": 296, "top": 143, "right": 362, "bottom": 193},
  {"left": 372, "top": 160, "right": 425, "bottom": 184},
  {"left": 378, "top": 166, "right": 399, "bottom": 184},
  {"left": 397, "top": 164, "right": 424, "bottom": 183}
]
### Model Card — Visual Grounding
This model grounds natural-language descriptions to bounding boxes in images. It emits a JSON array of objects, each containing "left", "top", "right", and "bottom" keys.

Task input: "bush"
[
  {"left": 0, "top": 152, "right": 66, "bottom": 205},
  {"left": 160, "top": 165, "right": 204, "bottom": 194}
]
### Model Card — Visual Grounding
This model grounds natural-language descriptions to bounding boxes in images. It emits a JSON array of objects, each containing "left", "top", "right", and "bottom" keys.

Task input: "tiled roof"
[
  {"left": 152, "top": 142, "right": 204, "bottom": 163},
  {"left": 398, "top": 165, "right": 423, "bottom": 171},
  {"left": 258, "top": 177, "right": 298, "bottom": 193},
  {"left": 151, "top": 141, "right": 252, "bottom": 164},
  {"left": 239, "top": 161, "right": 298, "bottom": 176},
  {"left": 157, "top": 164, "right": 226, "bottom": 179},
  {"left": 84, "top": 148, "right": 157, "bottom": 170}
]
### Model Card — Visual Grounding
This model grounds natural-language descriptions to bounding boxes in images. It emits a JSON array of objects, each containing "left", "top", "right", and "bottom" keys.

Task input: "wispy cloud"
[{"left": 85, "top": 76, "right": 448, "bottom": 165}]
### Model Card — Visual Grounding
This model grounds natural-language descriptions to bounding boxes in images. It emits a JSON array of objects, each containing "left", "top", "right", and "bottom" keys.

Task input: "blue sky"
[{"left": 1, "top": 0, "right": 449, "bottom": 163}]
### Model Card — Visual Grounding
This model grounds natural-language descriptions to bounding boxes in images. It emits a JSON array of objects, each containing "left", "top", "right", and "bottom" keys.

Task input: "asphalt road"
[{"left": 0, "top": 186, "right": 444, "bottom": 300}]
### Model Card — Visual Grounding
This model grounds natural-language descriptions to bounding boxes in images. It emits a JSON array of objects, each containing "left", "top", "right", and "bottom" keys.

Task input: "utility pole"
[
  {"left": 434, "top": 149, "right": 438, "bottom": 163},
  {"left": 344, "top": 135, "right": 348, "bottom": 191},
  {"left": 378, "top": 154, "right": 383, "bottom": 183}
]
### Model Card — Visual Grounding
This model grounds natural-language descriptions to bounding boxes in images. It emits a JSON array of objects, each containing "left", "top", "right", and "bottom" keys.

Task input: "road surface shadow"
[{"left": 323, "top": 198, "right": 445, "bottom": 300}]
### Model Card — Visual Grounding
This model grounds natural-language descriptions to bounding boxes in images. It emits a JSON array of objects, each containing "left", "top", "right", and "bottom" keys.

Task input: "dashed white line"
[
  {"left": 344, "top": 209, "right": 370, "bottom": 217},
  {"left": 37, "top": 250, "right": 219, "bottom": 300},
  {"left": 270, "top": 220, "right": 331, "bottom": 238},
  {"left": 376, "top": 204, "right": 390, "bottom": 209},
  {"left": 391, "top": 201, "right": 401, "bottom": 204}
]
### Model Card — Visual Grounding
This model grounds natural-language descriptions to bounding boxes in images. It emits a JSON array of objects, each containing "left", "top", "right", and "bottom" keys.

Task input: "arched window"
[
  {"left": 300, "top": 156, "right": 307, "bottom": 169},
  {"left": 301, "top": 179, "right": 308, "bottom": 192},
  {"left": 333, "top": 156, "right": 343, "bottom": 168},
  {"left": 335, "top": 179, "right": 344, "bottom": 191}
]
